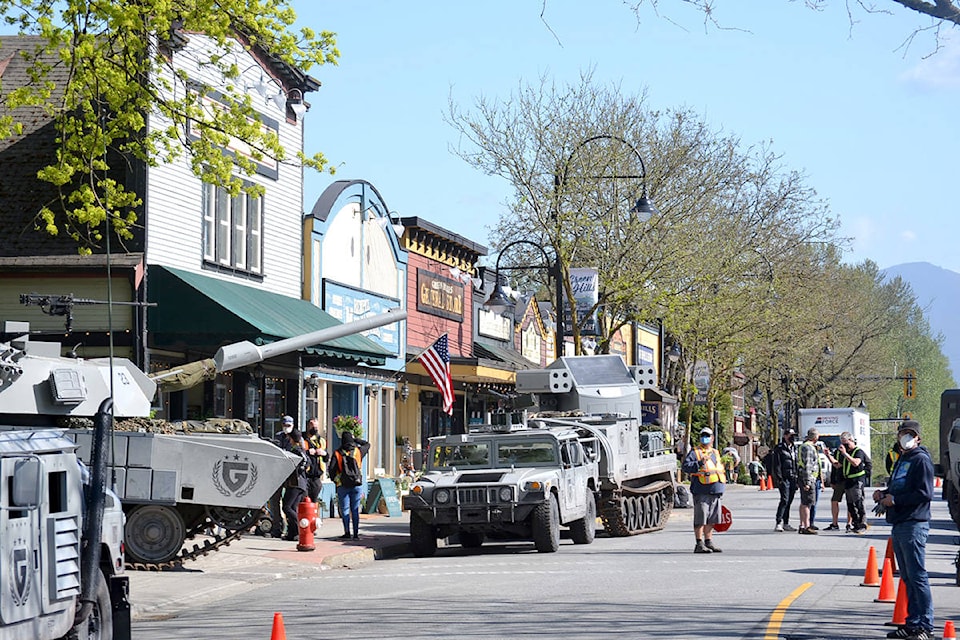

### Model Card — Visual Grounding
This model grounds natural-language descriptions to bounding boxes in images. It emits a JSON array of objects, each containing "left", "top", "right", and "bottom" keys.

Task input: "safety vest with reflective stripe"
[
  {"left": 693, "top": 447, "right": 726, "bottom": 485},
  {"left": 842, "top": 447, "right": 866, "bottom": 479}
]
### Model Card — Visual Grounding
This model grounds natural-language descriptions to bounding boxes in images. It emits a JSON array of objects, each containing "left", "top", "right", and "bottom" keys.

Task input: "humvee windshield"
[
  {"left": 432, "top": 444, "right": 490, "bottom": 469},
  {"left": 496, "top": 439, "right": 558, "bottom": 466}
]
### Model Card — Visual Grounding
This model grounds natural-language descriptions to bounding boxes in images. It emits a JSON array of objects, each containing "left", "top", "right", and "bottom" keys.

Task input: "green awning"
[
  {"left": 148, "top": 265, "right": 391, "bottom": 365},
  {"left": 474, "top": 340, "right": 536, "bottom": 371}
]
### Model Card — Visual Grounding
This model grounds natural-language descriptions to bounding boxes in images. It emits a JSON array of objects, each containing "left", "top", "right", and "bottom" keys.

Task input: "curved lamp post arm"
[{"left": 482, "top": 239, "right": 563, "bottom": 357}]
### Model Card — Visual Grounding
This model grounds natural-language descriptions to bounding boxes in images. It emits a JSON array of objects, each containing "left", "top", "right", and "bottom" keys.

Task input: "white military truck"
[
  {"left": 404, "top": 418, "right": 600, "bottom": 556},
  {"left": 0, "top": 427, "right": 127, "bottom": 640}
]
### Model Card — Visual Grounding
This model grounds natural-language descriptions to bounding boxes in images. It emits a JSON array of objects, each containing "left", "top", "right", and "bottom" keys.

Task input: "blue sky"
[{"left": 294, "top": 1, "right": 959, "bottom": 273}]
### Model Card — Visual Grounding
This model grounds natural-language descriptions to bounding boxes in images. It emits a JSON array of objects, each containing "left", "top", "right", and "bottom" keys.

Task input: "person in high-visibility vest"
[
  {"left": 797, "top": 428, "right": 822, "bottom": 534},
  {"left": 680, "top": 427, "right": 726, "bottom": 554},
  {"left": 838, "top": 431, "right": 868, "bottom": 534}
]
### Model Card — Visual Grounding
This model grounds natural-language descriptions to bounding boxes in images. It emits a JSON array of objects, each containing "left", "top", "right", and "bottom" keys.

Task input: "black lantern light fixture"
[{"left": 751, "top": 383, "right": 763, "bottom": 405}]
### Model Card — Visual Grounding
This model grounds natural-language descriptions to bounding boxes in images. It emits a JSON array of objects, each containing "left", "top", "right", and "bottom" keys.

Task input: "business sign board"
[
  {"left": 563, "top": 267, "right": 598, "bottom": 336},
  {"left": 323, "top": 280, "right": 401, "bottom": 356},
  {"left": 417, "top": 269, "right": 464, "bottom": 321}
]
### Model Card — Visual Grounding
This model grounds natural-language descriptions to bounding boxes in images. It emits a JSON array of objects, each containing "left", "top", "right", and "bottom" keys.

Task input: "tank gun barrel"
[{"left": 213, "top": 308, "right": 407, "bottom": 372}]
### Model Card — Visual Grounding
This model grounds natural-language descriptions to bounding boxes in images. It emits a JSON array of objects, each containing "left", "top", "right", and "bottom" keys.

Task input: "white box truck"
[{"left": 798, "top": 407, "right": 872, "bottom": 484}]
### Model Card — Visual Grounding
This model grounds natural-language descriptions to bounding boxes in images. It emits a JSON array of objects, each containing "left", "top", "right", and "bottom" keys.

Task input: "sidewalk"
[{"left": 128, "top": 511, "right": 411, "bottom": 620}]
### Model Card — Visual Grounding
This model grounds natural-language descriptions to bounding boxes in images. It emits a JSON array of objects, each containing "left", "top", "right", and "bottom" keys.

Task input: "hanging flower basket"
[{"left": 333, "top": 414, "right": 362, "bottom": 437}]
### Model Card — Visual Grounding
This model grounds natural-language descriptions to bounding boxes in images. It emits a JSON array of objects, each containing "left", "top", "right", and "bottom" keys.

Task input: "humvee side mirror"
[{"left": 12, "top": 457, "right": 41, "bottom": 507}]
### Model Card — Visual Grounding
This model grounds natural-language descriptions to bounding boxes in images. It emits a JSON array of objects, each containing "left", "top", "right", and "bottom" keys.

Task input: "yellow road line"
[{"left": 764, "top": 582, "right": 813, "bottom": 640}]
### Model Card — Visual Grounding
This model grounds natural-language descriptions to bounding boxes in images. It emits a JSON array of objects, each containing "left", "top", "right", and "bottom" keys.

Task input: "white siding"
[{"left": 144, "top": 37, "right": 305, "bottom": 299}]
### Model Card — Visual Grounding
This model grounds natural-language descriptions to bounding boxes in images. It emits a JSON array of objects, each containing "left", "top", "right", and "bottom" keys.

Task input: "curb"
[{"left": 320, "top": 540, "right": 411, "bottom": 569}]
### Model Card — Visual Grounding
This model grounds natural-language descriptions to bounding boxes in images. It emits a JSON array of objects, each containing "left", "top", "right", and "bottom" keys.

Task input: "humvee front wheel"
[
  {"left": 410, "top": 512, "right": 437, "bottom": 558},
  {"left": 67, "top": 570, "right": 112, "bottom": 640},
  {"left": 532, "top": 494, "right": 560, "bottom": 553},
  {"left": 569, "top": 490, "right": 597, "bottom": 545}
]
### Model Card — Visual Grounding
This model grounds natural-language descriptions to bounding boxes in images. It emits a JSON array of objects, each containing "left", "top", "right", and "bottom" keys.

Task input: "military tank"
[
  {"left": 515, "top": 355, "right": 677, "bottom": 535},
  {"left": 0, "top": 308, "right": 406, "bottom": 569}
]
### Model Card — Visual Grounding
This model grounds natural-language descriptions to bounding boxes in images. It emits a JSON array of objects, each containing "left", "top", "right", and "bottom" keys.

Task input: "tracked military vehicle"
[
  {"left": 405, "top": 355, "right": 676, "bottom": 555},
  {"left": 0, "top": 308, "right": 405, "bottom": 569}
]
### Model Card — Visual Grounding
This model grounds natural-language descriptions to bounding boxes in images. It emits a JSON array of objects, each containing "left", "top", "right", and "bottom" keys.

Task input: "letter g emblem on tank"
[{"left": 213, "top": 456, "right": 258, "bottom": 497}]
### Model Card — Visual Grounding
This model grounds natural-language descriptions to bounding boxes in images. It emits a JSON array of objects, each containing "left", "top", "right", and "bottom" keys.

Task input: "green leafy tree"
[{"left": 0, "top": 0, "right": 338, "bottom": 252}]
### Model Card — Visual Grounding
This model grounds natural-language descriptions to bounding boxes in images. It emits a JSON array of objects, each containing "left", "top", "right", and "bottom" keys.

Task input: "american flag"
[{"left": 418, "top": 334, "right": 454, "bottom": 415}]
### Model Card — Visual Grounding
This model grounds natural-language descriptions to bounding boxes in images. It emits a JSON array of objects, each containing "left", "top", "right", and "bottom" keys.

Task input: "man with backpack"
[{"left": 329, "top": 431, "right": 371, "bottom": 540}]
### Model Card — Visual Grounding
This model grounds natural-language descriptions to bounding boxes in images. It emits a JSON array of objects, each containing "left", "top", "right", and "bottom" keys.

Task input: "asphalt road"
[{"left": 132, "top": 484, "right": 959, "bottom": 639}]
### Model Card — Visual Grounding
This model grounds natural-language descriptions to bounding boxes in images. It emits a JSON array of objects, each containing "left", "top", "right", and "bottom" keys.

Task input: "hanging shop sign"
[{"left": 563, "top": 267, "right": 598, "bottom": 336}]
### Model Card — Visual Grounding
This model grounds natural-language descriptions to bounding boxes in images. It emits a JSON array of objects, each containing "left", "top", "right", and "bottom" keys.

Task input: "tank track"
[
  {"left": 600, "top": 480, "right": 674, "bottom": 537},
  {"left": 125, "top": 517, "right": 245, "bottom": 571}
]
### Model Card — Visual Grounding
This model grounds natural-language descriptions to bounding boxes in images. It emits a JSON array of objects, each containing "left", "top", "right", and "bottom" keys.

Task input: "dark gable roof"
[{"left": 0, "top": 36, "right": 86, "bottom": 258}]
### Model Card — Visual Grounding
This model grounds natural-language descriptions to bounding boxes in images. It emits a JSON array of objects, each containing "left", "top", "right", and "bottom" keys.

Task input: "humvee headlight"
[
  {"left": 498, "top": 487, "right": 513, "bottom": 501},
  {"left": 434, "top": 489, "right": 451, "bottom": 504}
]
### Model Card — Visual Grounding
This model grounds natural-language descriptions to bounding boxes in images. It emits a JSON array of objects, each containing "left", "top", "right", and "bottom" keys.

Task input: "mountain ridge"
[{"left": 882, "top": 261, "right": 959, "bottom": 380}]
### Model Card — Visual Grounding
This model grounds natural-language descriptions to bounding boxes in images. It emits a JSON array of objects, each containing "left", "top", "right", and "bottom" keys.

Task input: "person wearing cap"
[
  {"left": 797, "top": 428, "right": 822, "bottom": 534},
  {"left": 873, "top": 421, "right": 934, "bottom": 640},
  {"left": 680, "top": 427, "right": 726, "bottom": 554},
  {"left": 837, "top": 431, "right": 868, "bottom": 534},
  {"left": 771, "top": 427, "right": 799, "bottom": 532},
  {"left": 280, "top": 428, "right": 309, "bottom": 541}
]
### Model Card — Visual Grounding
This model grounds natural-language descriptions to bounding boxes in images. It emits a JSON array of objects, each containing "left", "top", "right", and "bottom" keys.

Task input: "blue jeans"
[
  {"left": 891, "top": 520, "right": 933, "bottom": 632},
  {"left": 810, "top": 479, "right": 822, "bottom": 524},
  {"left": 337, "top": 485, "right": 363, "bottom": 536},
  {"left": 776, "top": 477, "right": 797, "bottom": 525}
]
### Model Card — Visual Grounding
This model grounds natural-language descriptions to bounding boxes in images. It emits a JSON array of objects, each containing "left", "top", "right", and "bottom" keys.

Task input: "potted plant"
[{"left": 333, "top": 414, "right": 362, "bottom": 438}]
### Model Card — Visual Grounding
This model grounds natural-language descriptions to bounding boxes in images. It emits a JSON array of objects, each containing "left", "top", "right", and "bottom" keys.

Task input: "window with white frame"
[{"left": 202, "top": 182, "right": 263, "bottom": 274}]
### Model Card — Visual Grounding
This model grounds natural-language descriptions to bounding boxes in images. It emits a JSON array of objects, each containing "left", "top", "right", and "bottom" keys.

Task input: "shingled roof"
[{"left": 0, "top": 36, "right": 89, "bottom": 257}]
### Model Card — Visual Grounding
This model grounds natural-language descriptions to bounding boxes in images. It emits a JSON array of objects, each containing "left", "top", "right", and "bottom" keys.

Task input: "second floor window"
[{"left": 202, "top": 182, "right": 263, "bottom": 274}]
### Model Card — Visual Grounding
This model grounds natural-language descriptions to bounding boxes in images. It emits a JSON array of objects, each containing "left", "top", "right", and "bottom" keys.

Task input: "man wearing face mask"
[
  {"left": 681, "top": 427, "right": 726, "bottom": 554},
  {"left": 771, "top": 428, "right": 799, "bottom": 532},
  {"left": 873, "top": 421, "right": 934, "bottom": 640}
]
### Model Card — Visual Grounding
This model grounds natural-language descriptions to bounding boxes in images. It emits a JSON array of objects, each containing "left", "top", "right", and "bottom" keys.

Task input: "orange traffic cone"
[
  {"left": 765, "top": 475, "right": 773, "bottom": 490},
  {"left": 884, "top": 537, "right": 898, "bottom": 576},
  {"left": 874, "top": 558, "right": 896, "bottom": 602},
  {"left": 884, "top": 579, "right": 908, "bottom": 626},
  {"left": 936, "top": 477, "right": 942, "bottom": 488},
  {"left": 944, "top": 620, "right": 957, "bottom": 640},
  {"left": 861, "top": 546, "right": 880, "bottom": 586},
  {"left": 758, "top": 476, "right": 766, "bottom": 491},
  {"left": 271, "top": 612, "right": 287, "bottom": 640}
]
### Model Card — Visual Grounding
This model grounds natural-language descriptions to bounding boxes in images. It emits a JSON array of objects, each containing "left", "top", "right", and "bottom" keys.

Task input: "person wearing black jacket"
[
  {"left": 873, "top": 421, "right": 935, "bottom": 640},
  {"left": 279, "top": 429, "right": 310, "bottom": 541},
  {"left": 771, "top": 428, "right": 799, "bottom": 532}
]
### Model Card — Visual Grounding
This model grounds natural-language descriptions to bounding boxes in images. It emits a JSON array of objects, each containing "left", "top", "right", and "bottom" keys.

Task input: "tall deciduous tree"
[{"left": 0, "top": 0, "right": 338, "bottom": 252}]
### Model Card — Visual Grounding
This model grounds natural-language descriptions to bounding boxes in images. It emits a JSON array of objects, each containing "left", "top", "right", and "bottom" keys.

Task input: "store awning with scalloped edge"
[{"left": 148, "top": 265, "right": 391, "bottom": 365}]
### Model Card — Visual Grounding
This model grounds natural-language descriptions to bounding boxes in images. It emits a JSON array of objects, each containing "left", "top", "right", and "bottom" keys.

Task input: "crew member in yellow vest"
[
  {"left": 329, "top": 431, "right": 370, "bottom": 540},
  {"left": 681, "top": 427, "right": 726, "bottom": 554},
  {"left": 838, "top": 431, "right": 868, "bottom": 534}
]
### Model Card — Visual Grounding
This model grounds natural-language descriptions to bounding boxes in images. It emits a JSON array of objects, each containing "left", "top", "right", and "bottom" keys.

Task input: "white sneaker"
[{"left": 775, "top": 523, "right": 784, "bottom": 532}]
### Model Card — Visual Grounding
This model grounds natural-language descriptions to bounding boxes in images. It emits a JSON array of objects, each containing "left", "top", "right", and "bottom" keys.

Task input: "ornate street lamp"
[{"left": 482, "top": 239, "right": 562, "bottom": 356}]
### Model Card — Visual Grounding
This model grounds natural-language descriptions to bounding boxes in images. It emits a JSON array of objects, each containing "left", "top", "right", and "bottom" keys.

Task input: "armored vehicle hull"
[{"left": 66, "top": 424, "right": 298, "bottom": 566}]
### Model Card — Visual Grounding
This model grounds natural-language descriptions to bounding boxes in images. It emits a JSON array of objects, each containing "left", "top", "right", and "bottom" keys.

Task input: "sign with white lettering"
[
  {"left": 563, "top": 267, "right": 598, "bottom": 336},
  {"left": 417, "top": 270, "right": 464, "bottom": 321},
  {"left": 323, "top": 280, "right": 401, "bottom": 355}
]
